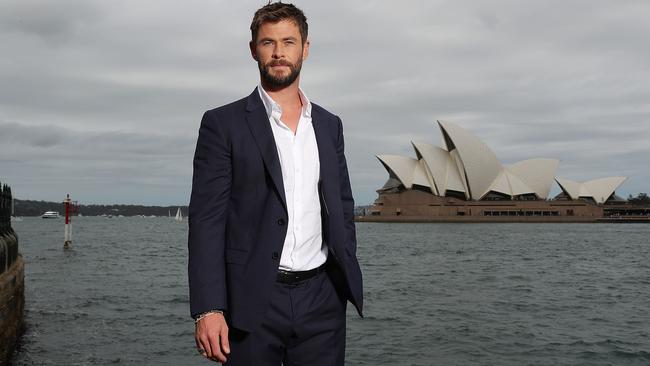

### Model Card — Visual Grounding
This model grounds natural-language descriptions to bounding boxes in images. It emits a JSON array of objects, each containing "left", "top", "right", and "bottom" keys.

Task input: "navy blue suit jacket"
[{"left": 188, "top": 88, "right": 363, "bottom": 332}]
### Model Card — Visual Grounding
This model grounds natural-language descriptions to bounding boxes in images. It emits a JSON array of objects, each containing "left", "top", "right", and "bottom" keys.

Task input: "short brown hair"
[{"left": 250, "top": 2, "right": 308, "bottom": 44}]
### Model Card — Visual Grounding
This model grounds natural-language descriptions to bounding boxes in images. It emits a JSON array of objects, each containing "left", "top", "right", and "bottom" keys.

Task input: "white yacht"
[{"left": 42, "top": 211, "right": 61, "bottom": 219}]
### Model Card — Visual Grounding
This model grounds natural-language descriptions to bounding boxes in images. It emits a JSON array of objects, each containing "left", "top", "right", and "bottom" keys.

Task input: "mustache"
[{"left": 266, "top": 59, "right": 294, "bottom": 68}]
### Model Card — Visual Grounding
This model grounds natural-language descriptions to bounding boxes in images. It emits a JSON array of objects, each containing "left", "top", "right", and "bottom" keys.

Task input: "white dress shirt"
[{"left": 258, "top": 85, "right": 328, "bottom": 271}]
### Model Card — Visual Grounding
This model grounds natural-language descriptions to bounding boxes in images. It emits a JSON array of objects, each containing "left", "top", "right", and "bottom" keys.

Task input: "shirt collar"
[{"left": 257, "top": 85, "right": 312, "bottom": 120}]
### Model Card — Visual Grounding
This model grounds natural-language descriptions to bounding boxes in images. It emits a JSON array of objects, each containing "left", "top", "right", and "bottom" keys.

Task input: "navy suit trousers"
[{"left": 225, "top": 265, "right": 347, "bottom": 366}]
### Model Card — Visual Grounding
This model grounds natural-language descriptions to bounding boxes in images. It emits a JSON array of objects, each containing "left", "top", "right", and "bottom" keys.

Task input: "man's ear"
[
  {"left": 250, "top": 41, "right": 258, "bottom": 61},
  {"left": 302, "top": 39, "right": 310, "bottom": 61}
]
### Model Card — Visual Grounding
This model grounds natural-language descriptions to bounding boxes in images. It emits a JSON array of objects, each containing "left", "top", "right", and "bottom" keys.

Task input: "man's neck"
[{"left": 261, "top": 81, "right": 302, "bottom": 111}]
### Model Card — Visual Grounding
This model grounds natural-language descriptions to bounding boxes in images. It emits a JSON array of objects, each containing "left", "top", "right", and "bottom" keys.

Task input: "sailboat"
[
  {"left": 174, "top": 208, "right": 183, "bottom": 222},
  {"left": 10, "top": 198, "right": 23, "bottom": 222}
]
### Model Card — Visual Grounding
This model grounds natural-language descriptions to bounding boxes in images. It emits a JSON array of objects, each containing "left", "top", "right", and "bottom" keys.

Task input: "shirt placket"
[
  {"left": 289, "top": 123, "right": 299, "bottom": 267},
  {"left": 292, "top": 122, "right": 303, "bottom": 263},
  {"left": 274, "top": 106, "right": 297, "bottom": 269}
]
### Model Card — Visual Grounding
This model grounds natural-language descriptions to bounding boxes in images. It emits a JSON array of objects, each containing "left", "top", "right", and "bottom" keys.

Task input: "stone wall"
[
  {"left": 0, "top": 182, "right": 24, "bottom": 366},
  {"left": 0, "top": 256, "right": 24, "bottom": 365}
]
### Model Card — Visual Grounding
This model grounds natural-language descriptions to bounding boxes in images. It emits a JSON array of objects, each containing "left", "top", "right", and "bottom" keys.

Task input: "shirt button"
[
  {"left": 277, "top": 218, "right": 286, "bottom": 226},
  {"left": 272, "top": 252, "right": 279, "bottom": 260}
]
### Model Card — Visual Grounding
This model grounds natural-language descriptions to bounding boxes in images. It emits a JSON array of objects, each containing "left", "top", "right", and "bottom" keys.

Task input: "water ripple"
[{"left": 9, "top": 218, "right": 650, "bottom": 365}]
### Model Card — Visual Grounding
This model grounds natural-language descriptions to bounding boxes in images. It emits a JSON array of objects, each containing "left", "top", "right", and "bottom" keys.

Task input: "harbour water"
[{"left": 10, "top": 218, "right": 650, "bottom": 365}]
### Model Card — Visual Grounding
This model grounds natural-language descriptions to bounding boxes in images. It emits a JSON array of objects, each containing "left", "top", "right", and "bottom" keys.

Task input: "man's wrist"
[{"left": 194, "top": 309, "right": 224, "bottom": 324}]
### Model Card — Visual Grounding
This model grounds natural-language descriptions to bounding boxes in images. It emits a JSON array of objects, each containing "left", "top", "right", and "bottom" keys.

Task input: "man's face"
[{"left": 250, "top": 20, "right": 309, "bottom": 90}]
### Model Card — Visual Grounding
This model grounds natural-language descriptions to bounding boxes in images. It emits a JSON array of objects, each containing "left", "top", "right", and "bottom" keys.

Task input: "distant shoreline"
[
  {"left": 355, "top": 215, "right": 650, "bottom": 224},
  {"left": 11, "top": 199, "right": 188, "bottom": 218}
]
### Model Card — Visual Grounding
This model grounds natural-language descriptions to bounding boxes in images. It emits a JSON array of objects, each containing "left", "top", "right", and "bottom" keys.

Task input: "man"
[{"left": 188, "top": 3, "right": 363, "bottom": 365}]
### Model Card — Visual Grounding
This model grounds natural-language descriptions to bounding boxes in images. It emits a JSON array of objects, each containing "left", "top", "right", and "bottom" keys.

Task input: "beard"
[{"left": 258, "top": 57, "right": 303, "bottom": 90}]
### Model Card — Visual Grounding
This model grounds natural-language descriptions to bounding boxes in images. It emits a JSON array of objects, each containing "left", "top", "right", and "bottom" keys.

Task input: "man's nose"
[{"left": 272, "top": 43, "right": 284, "bottom": 58}]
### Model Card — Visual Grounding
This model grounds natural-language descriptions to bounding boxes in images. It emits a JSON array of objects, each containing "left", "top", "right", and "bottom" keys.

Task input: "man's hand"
[{"left": 195, "top": 312, "right": 230, "bottom": 363}]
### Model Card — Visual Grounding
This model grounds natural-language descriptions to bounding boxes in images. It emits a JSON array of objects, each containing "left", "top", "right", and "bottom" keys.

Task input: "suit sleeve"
[
  {"left": 335, "top": 116, "right": 358, "bottom": 257},
  {"left": 188, "top": 110, "right": 231, "bottom": 318}
]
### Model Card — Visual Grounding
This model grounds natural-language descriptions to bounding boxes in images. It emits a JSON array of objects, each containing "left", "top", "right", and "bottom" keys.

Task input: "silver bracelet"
[{"left": 194, "top": 310, "right": 223, "bottom": 324}]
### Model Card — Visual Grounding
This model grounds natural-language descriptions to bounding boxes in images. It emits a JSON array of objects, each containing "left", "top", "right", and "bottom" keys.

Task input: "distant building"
[{"left": 363, "top": 121, "right": 628, "bottom": 222}]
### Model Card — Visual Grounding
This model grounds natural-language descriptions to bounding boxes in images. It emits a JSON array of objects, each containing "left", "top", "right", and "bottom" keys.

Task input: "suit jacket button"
[
  {"left": 272, "top": 252, "right": 279, "bottom": 260},
  {"left": 277, "top": 218, "right": 286, "bottom": 226}
]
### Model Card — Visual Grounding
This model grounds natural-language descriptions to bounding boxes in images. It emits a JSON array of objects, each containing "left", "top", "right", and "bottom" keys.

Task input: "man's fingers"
[
  {"left": 198, "top": 335, "right": 212, "bottom": 359},
  {"left": 195, "top": 314, "right": 228, "bottom": 362},
  {"left": 195, "top": 337, "right": 208, "bottom": 358},
  {"left": 220, "top": 325, "right": 230, "bottom": 354},
  {"left": 209, "top": 334, "right": 227, "bottom": 362}
]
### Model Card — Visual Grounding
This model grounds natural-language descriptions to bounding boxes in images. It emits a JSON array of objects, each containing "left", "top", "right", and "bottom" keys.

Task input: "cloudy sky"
[{"left": 1, "top": 0, "right": 649, "bottom": 206}]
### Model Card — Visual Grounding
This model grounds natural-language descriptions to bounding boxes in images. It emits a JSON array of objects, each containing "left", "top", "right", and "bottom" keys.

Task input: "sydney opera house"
[{"left": 365, "top": 121, "right": 628, "bottom": 222}]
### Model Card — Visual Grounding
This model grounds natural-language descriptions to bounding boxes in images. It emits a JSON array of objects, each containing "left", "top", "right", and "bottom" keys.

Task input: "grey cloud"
[
  {"left": 0, "top": 0, "right": 103, "bottom": 41},
  {"left": 2, "top": 0, "right": 650, "bottom": 205},
  {"left": 0, "top": 120, "right": 194, "bottom": 204},
  {"left": 0, "top": 122, "right": 65, "bottom": 147}
]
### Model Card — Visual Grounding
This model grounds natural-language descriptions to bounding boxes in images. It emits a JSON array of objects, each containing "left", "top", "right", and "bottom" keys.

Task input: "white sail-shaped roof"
[
  {"left": 555, "top": 177, "right": 581, "bottom": 198},
  {"left": 556, "top": 176, "right": 627, "bottom": 204},
  {"left": 437, "top": 120, "right": 501, "bottom": 200},
  {"left": 376, "top": 120, "right": 625, "bottom": 202},
  {"left": 484, "top": 168, "right": 543, "bottom": 199},
  {"left": 411, "top": 142, "right": 442, "bottom": 195},
  {"left": 505, "top": 170, "right": 536, "bottom": 196},
  {"left": 376, "top": 155, "right": 430, "bottom": 189},
  {"left": 583, "top": 177, "right": 627, "bottom": 203},
  {"left": 489, "top": 170, "right": 513, "bottom": 197},
  {"left": 449, "top": 149, "right": 470, "bottom": 199},
  {"left": 507, "top": 158, "right": 560, "bottom": 199},
  {"left": 411, "top": 141, "right": 466, "bottom": 196},
  {"left": 413, "top": 159, "right": 431, "bottom": 188}
]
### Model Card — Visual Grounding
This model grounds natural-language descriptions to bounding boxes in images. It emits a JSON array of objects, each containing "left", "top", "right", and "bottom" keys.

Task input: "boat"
[
  {"left": 42, "top": 211, "right": 60, "bottom": 219},
  {"left": 174, "top": 208, "right": 183, "bottom": 222},
  {"left": 10, "top": 198, "right": 23, "bottom": 222}
]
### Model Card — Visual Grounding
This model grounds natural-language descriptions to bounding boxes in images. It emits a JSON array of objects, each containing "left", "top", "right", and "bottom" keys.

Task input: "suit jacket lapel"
[
  {"left": 245, "top": 89, "right": 288, "bottom": 213},
  {"left": 312, "top": 109, "right": 326, "bottom": 182},
  {"left": 311, "top": 107, "right": 336, "bottom": 204}
]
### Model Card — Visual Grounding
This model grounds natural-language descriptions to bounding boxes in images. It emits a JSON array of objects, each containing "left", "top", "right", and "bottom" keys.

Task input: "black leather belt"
[{"left": 276, "top": 262, "right": 328, "bottom": 284}]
